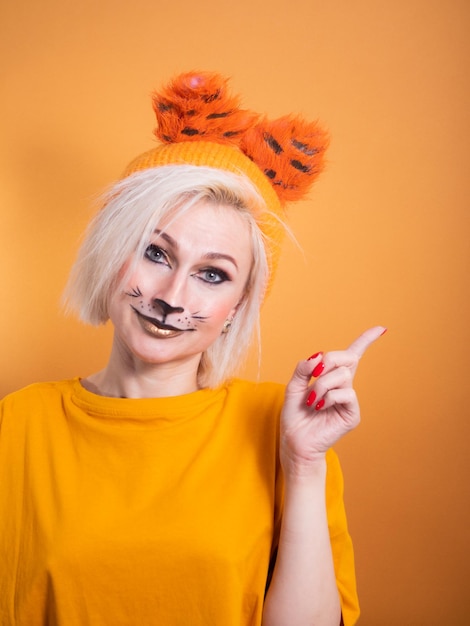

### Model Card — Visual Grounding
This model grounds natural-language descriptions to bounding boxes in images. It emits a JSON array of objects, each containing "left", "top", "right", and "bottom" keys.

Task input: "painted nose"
[{"left": 153, "top": 298, "right": 184, "bottom": 321}]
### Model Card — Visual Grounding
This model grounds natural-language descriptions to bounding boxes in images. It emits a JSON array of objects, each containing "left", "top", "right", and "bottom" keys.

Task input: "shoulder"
[
  {"left": 2, "top": 379, "right": 76, "bottom": 404},
  {"left": 225, "top": 378, "right": 285, "bottom": 411},
  {"left": 1, "top": 379, "right": 77, "bottom": 424},
  {"left": 218, "top": 379, "right": 286, "bottom": 438}
]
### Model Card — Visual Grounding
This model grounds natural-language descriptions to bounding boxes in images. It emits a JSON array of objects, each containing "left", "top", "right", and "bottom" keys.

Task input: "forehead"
[{"left": 156, "top": 201, "right": 253, "bottom": 252}]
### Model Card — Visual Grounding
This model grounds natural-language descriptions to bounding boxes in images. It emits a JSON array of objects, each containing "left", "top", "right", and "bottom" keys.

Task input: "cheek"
[
  {"left": 204, "top": 275, "right": 249, "bottom": 324},
  {"left": 107, "top": 262, "right": 145, "bottom": 314},
  {"left": 119, "top": 259, "right": 152, "bottom": 292},
  {"left": 204, "top": 293, "right": 241, "bottom": 324}
]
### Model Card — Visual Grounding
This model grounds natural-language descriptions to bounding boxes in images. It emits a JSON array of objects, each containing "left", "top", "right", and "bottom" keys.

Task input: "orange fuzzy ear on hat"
[
  {"left": 152, "top": 71, "right": 259, "bottom": 145},
  {"left": 127, "top": 70, "right": 329, "bottom": 213},
  {"left": 240, "top": 115, "right": 330, "bottom": 203}
]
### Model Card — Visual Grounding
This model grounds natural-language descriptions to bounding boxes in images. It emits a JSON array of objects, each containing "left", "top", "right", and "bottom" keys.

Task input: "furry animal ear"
[
  {"left": 240, "top": 115, "right": 329, "bottom": 203},
  {"left": 152, "top": 71, "right": 259, "bottom": 145},
  {"left": 150, "top": 71, "right": 329, "bottom": 205}
]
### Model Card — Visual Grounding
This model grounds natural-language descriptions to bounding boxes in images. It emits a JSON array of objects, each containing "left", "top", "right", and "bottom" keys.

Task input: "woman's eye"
[
  {"left": 200, "top": 268, "right": 229, "bottom": 284},
  {"left": 145, "top": 244, "right": 168, "bottom": 264}
]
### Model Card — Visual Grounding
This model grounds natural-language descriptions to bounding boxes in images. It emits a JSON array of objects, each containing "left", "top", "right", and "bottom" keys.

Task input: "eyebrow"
[{"left": 154, "top": 230, "right": 239, "bottom": 269}]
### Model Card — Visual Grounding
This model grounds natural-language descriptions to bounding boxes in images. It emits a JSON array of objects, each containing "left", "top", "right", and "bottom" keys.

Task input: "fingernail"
[
  {"left": 312, "top": 361, "right": 325, "bottom": 378},
  {"left": 381, "top": 328, "right": 388, "bottom": 336},
  {"left": 315, "top": 398, "right": 325, "bottom": 411},
  {"left": 308, "top": 351, "right": 323, "bottom": 361},
  {"left": 306, "top": 390, "right": 317, "bottom": 407}
]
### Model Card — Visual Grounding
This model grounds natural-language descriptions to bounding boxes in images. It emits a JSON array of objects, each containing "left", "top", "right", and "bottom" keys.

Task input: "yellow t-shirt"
[{"left": 0, "top": 378, "right": 359, "bottom": 625}]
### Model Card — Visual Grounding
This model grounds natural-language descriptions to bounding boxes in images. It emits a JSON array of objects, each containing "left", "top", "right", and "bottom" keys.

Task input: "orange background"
[{"left": 1, "top": 1, "right": 469, "bottom": 623}]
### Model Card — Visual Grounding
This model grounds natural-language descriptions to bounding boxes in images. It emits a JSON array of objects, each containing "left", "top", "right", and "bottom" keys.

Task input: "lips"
[{"left": 131, "top": 307, "right": 187, "bottom": 339}]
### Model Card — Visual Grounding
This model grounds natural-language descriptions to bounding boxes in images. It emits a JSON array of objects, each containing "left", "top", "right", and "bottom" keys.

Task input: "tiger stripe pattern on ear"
[
  {"left": 152, "top": 71, "right": 260, "bottom": 145},
  {"left": 150, "top": 71, "right": 329, "bottom": 206},
  {"left": 240, "top": 114, "right": 329, "bottom": 203}
]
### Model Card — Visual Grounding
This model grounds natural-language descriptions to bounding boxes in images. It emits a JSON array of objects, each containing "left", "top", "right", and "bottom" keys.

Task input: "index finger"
[{"left": 348, "top": 326, "right": 387, "bottom": 359}]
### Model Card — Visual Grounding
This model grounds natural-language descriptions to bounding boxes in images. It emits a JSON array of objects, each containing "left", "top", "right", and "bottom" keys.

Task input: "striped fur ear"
[
  {"left": 149, "top": 71, "right": 329, "bottom": 205},
  {"left": 240, "top": 115, "right": 330, "bottom": 203},
  {"left": 152, "top": 71, "right": 259, "bottom": 145}
]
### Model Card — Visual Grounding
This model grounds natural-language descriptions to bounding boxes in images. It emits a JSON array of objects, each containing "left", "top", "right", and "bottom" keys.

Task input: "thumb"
[{"left": 285, "top": 353, "right": 323, "bottom": 395}]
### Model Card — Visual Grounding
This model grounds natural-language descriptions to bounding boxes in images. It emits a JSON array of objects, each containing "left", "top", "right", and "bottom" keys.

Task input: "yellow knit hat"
[{"left": 121, "top": 71, "right": 329, "bottom": 281}]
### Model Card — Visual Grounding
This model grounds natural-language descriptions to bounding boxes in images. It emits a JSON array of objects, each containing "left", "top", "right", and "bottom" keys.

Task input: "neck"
[{"left": 83, "top": 340, "right": 201, "bottom": 399}]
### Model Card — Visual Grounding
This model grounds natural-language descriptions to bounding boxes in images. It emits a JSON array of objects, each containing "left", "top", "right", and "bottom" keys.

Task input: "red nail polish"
[
  {"left": 315, "top": 398, "right": 325, "bottom": 411},
  {"left": 312, "top": 362, "right": 324, "bottom": 378},
  {"left": 381, "top": 328, "right": 388, "bottom": 336},
  {"left": 308, "top": 351, "right": 323, "bottom": 361},
  {"left": 306, "top": 390, "right": 317, "bottom": 407}
]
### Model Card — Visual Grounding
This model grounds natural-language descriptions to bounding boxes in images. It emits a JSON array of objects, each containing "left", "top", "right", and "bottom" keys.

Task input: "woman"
[{"left": 0, "top": 71, "right": 384, "bottom": 626}]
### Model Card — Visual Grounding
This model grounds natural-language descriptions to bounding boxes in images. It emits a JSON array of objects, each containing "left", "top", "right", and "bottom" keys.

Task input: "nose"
[{"left": 152, "top": 298, "right": 184, "bottom": 322}]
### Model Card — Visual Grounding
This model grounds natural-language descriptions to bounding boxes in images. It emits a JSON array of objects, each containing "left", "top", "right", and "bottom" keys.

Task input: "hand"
[{"left": 280, "top": 326, "right": 386, "bottom": 477}]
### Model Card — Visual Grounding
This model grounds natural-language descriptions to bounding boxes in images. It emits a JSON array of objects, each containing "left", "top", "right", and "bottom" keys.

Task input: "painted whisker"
[{"left": 125, "top": 286, "right": 143, "bottom": 298}]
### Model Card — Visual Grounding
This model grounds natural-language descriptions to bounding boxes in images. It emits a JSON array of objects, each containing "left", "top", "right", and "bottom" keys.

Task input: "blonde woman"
[{"left": 0, "top": 71, "right": 384, "bottom": 626}]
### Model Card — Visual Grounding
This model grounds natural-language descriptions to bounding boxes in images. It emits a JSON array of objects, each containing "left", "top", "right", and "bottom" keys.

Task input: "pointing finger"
[{"left": 348, "top": 326, "right": 387, "bottom": 359}]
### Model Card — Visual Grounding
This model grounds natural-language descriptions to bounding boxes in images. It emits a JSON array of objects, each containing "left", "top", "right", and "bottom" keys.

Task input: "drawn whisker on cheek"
[
  {"left": 124, "top": 286, "right": 143, "bottom": 298},
  {"left": 191, "top": 315, "right": 209, "bottom": 324}
]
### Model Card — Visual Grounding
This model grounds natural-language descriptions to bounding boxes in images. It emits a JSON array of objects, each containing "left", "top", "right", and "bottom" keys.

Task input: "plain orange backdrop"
[{"left": 1, "top": 1, "right": 469, "bottom": 624}]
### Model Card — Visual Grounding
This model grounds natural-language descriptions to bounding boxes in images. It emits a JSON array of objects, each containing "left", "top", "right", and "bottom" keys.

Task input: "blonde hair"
[{"left": 63, "top": 165, "right": 282, "bottom": 387}]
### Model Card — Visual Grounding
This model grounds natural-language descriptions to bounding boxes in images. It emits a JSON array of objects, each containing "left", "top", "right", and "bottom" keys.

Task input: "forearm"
[
  {"left": 263, "top": 327, "right": 384, "bottom": 624},
  {"left": 262, "top": 460, "right": 341, "bottom": 626}
]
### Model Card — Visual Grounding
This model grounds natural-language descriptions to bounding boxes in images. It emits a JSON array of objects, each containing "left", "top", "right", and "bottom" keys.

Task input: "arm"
[
  {"left": 263, "top": 459, "right": 341, "bottom": 626},
  {"left": 262, "top": 326, "right": 385, "bottom": 626}
]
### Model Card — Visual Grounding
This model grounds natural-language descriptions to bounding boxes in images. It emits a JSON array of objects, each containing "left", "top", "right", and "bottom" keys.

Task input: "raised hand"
[{"left": 280, "top": 326, "right": 386, "bottom": 477}]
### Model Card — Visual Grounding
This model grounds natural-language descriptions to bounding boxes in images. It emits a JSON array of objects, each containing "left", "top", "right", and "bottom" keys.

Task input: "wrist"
[{"left": 282, "top": 454, "right": 327, "bottom": 487}]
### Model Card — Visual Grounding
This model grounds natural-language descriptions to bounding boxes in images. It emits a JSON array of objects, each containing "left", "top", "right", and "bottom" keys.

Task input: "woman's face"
[{"left": 107, "top": 201, "right": 253, "bottom": 371}]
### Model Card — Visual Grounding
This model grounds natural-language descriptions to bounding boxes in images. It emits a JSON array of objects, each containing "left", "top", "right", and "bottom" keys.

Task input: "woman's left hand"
[{"left": 280, "top": 326, "right": 386, "bottom": 477}]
